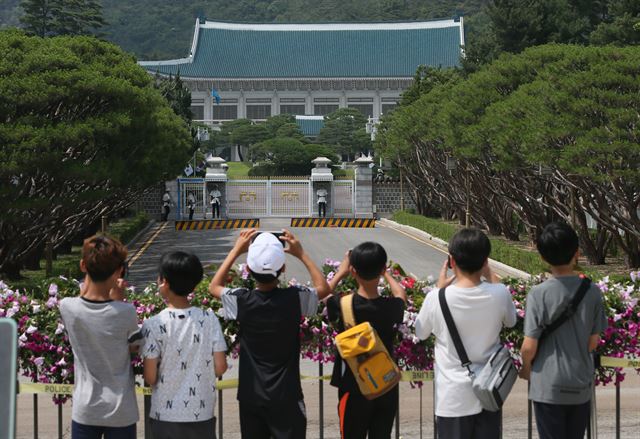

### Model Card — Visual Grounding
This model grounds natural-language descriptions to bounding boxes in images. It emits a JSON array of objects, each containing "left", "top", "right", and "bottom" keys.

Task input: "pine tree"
[
  {"left": 19, "top": 0, "right": 105, "bottom": 37},
  {"left": 19, "top": 0, "right": 58, "bottom": 37}
]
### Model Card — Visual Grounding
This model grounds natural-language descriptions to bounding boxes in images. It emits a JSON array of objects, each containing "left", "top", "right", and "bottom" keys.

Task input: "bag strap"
[
  {"left": 438, "top": 288, "right": 474, "bottom": 377},
  {"left": 340, "top": 293, "right": 356, "bottom": 329},
  {"left": 539, "top": 277, "right": 591, "bottom": 342}
]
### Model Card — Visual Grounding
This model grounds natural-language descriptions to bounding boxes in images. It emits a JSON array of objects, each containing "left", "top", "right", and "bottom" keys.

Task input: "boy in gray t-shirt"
[
  {"left": 59, "top": 235, "right": 139, "bottom": 439},
  {"left": 520, "top": 222, "right": 607, "bottom": 439}
]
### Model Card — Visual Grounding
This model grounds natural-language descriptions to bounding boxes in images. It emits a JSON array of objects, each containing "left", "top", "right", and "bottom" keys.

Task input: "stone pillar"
[
  {"left": 205, "top": 157, "right": 228, "bottom": 219},
  {"left": 310, "top": 157, "right": 333, "bottom": 217},
  {"left": 354, "top": 156, "right": 374, "bottom": 218}
]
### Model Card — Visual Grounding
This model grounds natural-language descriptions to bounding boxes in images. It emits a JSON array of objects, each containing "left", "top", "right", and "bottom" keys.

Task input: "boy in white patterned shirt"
[{"left": 142, "top": 251, "right": 227, "bottom": 439}]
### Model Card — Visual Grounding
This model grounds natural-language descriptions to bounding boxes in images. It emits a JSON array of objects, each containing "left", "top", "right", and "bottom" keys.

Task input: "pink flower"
[{"left": 48, "top": 283, "right": 58, "bottom": 296}]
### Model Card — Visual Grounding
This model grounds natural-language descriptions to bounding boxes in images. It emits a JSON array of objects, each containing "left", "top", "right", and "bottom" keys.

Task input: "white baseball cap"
[{"left": 247, "top": 233, "right": 286, "bottom": 276}]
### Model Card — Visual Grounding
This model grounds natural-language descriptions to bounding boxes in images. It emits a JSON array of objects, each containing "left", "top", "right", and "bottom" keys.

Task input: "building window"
[
  {"left": 314, "top": 97, "right": 340, "bottom": 103},
  {"left": 314, "top": 105, "right": 339, "bottom": 116},
  {"left": 280, "top": 105, "right": 306, "bottom": 115},
  {"left": 190, "top": 106, "right": 204, "bottom": 120},
  {"left": 246, "top": 105, "right": 271, "bottom": 120},
  {"left": 246, "top": 98, "right": 272, "bottom": 104},
  {"left": 347, "top": 97, "right": 373, "bottom": 103},
  {"left": 212, "top": 105, "right": 238, "bottom": 120},
  {"left": 280, "top": 98, "right": 305, "bottom": 103},
  {"left": 348, "top": 104, "right": 374, "bottom": 117}
]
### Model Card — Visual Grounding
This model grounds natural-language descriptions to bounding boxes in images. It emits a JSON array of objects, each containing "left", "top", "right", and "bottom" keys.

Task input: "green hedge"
[
  {"left": 108, "top": 212, "right": 150, "bottom": 245},
  {"left": 391, "top": 211, "right": 548, "bottom": 275}
]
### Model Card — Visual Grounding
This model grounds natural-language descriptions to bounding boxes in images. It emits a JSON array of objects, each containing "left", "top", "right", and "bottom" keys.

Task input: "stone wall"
[
  {"left": 133, "top": 183, "right": 165, "bottom": 221},
  {"left": 374, "top": 181, "right": 416, "bottom": 216}
]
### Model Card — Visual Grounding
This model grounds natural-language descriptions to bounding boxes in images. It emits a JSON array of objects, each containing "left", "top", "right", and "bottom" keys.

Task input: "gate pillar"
[
  {"left": 205, "top": 157, "right": 228, "bottom": 219},
  {"left": 354, "top": 156, "right": 374, "bottom": 218}
]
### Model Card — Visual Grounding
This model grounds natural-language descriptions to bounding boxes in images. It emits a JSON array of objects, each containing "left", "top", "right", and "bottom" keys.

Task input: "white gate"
[
  {"left": 178, "top": 178, "right": 354, "bottom": 218},
  {"left": 270, "top": 180, "right": 311, "bottom": 217},
  {"left": 332, "top": 180, "right": 354, "bottom": 217},
  {"left": 226, "top": 180, "right": 269, "bottom": 218},
  {"left": 178, "top": 178, "right": 207, "bottom": 219}
]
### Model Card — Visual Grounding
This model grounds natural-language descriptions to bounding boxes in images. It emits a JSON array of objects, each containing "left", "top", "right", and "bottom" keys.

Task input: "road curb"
[
  {"left": 125, "top": 220, "right": 156, "bottom": 249},
  {"left": 378, "top": 218, "right": 532, "bottom": 280}
]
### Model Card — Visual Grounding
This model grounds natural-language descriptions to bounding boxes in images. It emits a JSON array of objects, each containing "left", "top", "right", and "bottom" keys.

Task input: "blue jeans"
[{"left": 71, "top": 421, "right": 136, "bottom": 439}]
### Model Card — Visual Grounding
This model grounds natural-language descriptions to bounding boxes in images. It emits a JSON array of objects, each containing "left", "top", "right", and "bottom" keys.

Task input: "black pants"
[
  {"left": 211, "top": 203, "right": 220, "bottom": 219},
  {"left": 318, "top": 202, "right": 327, "bottom": 218},
  {"left": 150, "top": 418, "right": 216, "bottom": 439},
  {"left": 239, "top": 399, "right": 306, "bottom": 439},
  {"left": 337, "top": 386, "right": 398, "bottom": 439},
  {"left": 188, "top": 207, "right": 194, "bottom": 220},
  {"left": 534, "top": 400, "right": 590, "bottom": 439},
  {"left": 161, "top": 206, "right": 170, "bottom": 221},
  {"left": 437, "top": 409, "right": 501, "bottom": 439}
]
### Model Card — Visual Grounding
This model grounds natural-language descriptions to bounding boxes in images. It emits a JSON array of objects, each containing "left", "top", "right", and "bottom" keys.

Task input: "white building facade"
[{"left": 140, "top": 18, "right": 465, "bottom": 126}]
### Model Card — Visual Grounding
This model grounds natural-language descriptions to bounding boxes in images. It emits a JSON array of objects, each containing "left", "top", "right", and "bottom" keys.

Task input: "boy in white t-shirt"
[
  {"left": 142, "top": 251, "right": 228, "bottom": 439},
  {"left": 415, "top": 228, "right": 517, "bottom": 439}
]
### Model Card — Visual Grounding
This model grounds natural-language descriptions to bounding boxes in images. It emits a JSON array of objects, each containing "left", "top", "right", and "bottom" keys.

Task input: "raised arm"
[
  {"left": 328, "top": 251, "right": 351, "bottom": 292},
  {"left": 281, "top": 229, "right": 331, "bottom": 300},
  {"left": 209, "top": 229, "right": 257, "bottom": 298}
]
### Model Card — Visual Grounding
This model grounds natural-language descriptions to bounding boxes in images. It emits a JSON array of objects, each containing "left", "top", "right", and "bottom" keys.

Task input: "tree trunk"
[
  {"left": 0, "top": 260, "right": 23, "bottom": 280},
  {"left": 23, "top": 244, "right": 45, "bottom": 270}
]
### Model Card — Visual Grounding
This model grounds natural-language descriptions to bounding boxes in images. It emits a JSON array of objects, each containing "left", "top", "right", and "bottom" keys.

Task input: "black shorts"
[
  {"left": 239, "top": 399, "right": 306, "bottom": 439},
  {"left": 149, "top": 417, "right": 216, "bottom": 439}
]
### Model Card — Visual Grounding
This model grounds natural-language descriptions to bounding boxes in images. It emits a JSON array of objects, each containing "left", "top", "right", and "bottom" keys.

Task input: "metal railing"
[{"left": 18, "top": 355, "right": 638, "bottom": 439}]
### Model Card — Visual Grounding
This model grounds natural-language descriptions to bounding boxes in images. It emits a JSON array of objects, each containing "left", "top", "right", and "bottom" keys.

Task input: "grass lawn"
[
  {"left": 391, "top": 211, "right": 628, "bottom": 280},
  {"left": 226, "top": 162, "right": 251, "bottom": 179},
  {"left": 9, "top": 213, "right": 149, "bottom": 293}
]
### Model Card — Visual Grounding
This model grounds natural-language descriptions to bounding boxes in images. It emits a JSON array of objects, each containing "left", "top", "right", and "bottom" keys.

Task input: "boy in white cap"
[{"left": 209, "top": 229, "right": 330, "bottom": 439}]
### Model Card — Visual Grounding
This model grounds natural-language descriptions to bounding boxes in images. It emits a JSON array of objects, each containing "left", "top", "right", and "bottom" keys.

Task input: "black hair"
[
  {"left": 536, "top": 222, "right": 579, "bottom": 266},
  {"left": 448, "top": 228, "right": 491, "bottom": 273},
  {"left": 249, "top": 268, "right": 283, "bottom": 285},
  {"left": 159, "top": 251, "right": 203, "bottom": 296},
  {"left": 350, "top": 242, "right": 387, "bottom": 281}
]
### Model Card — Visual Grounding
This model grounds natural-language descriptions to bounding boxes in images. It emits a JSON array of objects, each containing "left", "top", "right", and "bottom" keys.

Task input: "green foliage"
[
  {"left": 590, "top": 0, "right": 640, "bottom": 45},
  {"left": 317, "top": 107, "right": 372, "bottom": 161},
  {"left": 249, "top": 138, "right": 339, "bottom": 175},
  {"left": 154, "top": 73, "right": 193, "bottom": 124},
  {"left": 381, "top": 45, "right": 640, "bottom": 267},
  {"left": 107, "top": 212, "right": 149, "bottom": 245},
  {"left": 392, "top": 211, "right": 549, "bottom": 274},
  {"left": 19, "top": 0, "right": 105, "bottom": 37},
  {"left": 0, "top": 30, "right": 191, "bottom": 277}
]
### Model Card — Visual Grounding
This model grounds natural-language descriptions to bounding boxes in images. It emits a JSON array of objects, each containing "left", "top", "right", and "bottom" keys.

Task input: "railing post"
[
  {"left": 319, "top": 358, "right": 324, "bottom": 439},
  {"left": 419, "top": 385, "right": 423, "bottom": 439},
  {"left": 144, "top": 392, "right": 151, "bottom": 439},
  {"left": 615, "top": 381, "right": 620, "bottom": 439},
  {"left": 395, "top": 396, "right": 400, "bottom": 439},
  {"left": 527, "top": 383, "right": 532, "bottom": 439},
  {"left": 33, "top": 394, "right": 38, "bottom": 439},
  {"left": 218, "top": 377, "right": 223, "bottom": 439},
  {"left": 433, "top": 383, "right": 437, "bottom": 439},
  {"left": 57, "top": 399, "right": 63, "bottom": 439}
]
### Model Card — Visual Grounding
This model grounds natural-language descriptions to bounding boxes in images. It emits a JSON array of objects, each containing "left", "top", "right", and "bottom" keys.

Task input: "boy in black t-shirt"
[
  {"left": 326, "top": 242, "right": 407, "bottom": 439},
  {"left": 209, "top": 229, "right": 330, "bottom": 439}
]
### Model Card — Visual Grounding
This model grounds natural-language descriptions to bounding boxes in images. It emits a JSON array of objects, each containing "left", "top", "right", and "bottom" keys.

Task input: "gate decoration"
[
  {"left": 270, "top": 180, "right": 311, "bottom": 217},
  {"left": 226, "top": 180, "right": 268, "bottom": 218}
]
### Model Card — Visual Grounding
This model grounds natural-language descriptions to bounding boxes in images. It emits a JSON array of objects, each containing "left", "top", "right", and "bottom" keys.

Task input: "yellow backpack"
[{"left": 334, "top": 294, "right": 401, "bottom": 399}]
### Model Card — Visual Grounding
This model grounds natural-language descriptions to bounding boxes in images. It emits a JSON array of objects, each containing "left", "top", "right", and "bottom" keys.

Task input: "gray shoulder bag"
[{"left": 438, "top": 287, "right": 518, "bottom": 412}]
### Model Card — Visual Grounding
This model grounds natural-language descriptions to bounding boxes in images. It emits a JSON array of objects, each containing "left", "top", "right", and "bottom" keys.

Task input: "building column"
[
  {"left": 238, "top": 92, "right": 246, "bottom": 119},
  {"left": 306, "top": 92, "right": 313, "bottom": 115}
]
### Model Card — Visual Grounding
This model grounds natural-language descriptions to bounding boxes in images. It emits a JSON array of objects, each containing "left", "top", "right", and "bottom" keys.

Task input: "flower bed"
[{"left": 1, "top": 265, "right": 638, "bottom": 404}]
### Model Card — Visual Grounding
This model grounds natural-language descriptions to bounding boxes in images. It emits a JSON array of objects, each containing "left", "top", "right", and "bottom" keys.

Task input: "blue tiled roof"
[
  {"left": 140, "top": 20, "right": 464, "bottom": 79},
  {"left": 296, "top": 117, "right": 325, "bottom": 137}
]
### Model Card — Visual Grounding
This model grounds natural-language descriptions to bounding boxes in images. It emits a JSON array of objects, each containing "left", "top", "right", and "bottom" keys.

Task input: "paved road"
[{"left": 126, "top": 218, "right": 447, "bottom": 287}]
